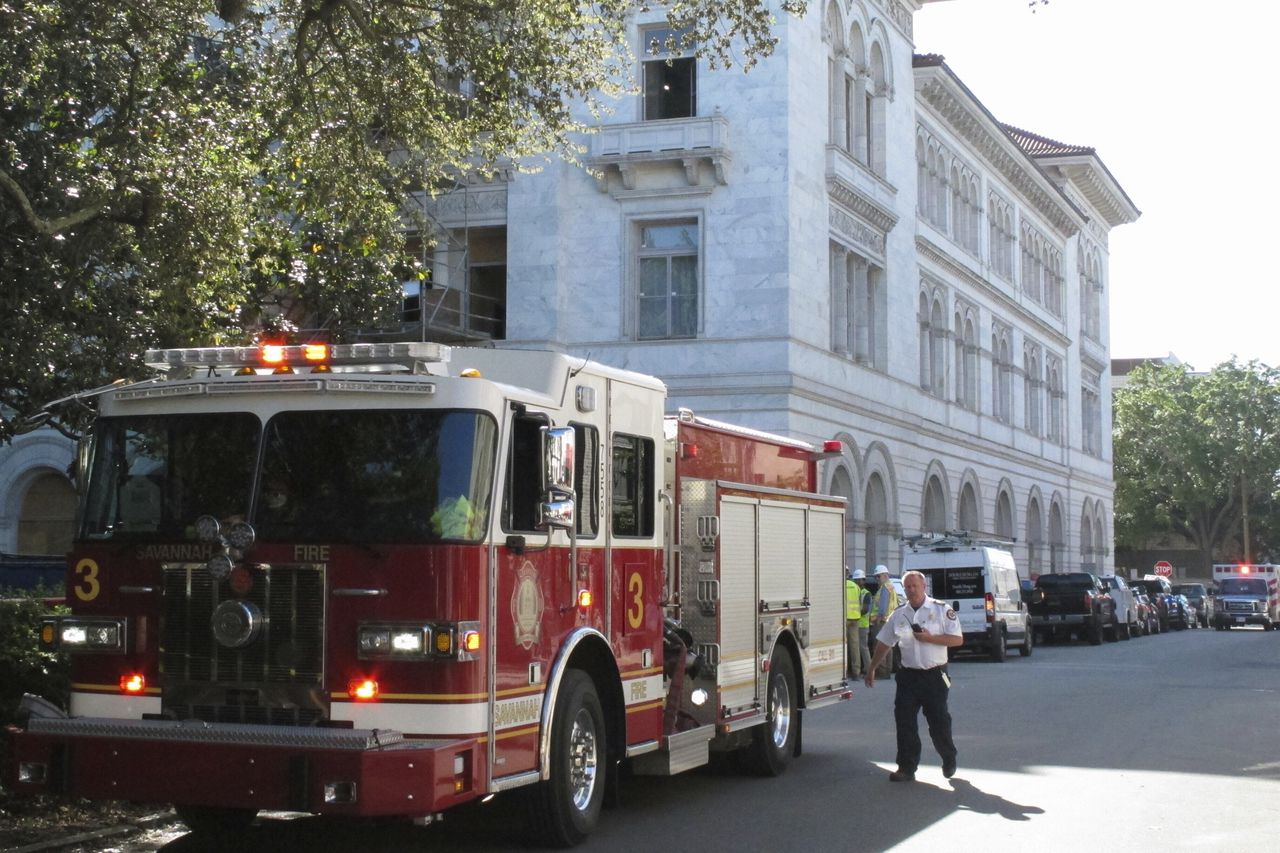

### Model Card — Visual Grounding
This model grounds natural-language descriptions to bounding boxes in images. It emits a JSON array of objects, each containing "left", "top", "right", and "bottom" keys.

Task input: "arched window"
[
  {"left": 1026, "top": 496, "right": 1043, "bottom": 576},
  {"left": 829, "top": 465, "right": 856, "bottom": 568},
  {"left": 1049, "top": 499, "right": 1070, "bottom": 571},
  {"left": 1024, "top": 345, "right": 1042, "bottom": 436},
  {"left": 865, "top": 472, "right": 889, "bottom": 572},
  {"left": 923, "top": 476, "right": 947, "bottom": 533},
  {"left": 958, "top": 482, "right": 980, "bottom": 532},
  {"left": 919, "top": 291, "right": 932, "bottom": 389},
  {"left": 866, "top": 41, "right": 888, "bottom": 176},
  {"left": 930, "top": 297, "right": 946, "bottom": 397},
  {"left": 995, "top": 491, "right": 1014, "bottom": 540},
  {"left": 1080, "top": 512, "right": 1095, "bottom": 573},
  {"left": 17, "top": 471, "right": 77, "bottom": 555}
]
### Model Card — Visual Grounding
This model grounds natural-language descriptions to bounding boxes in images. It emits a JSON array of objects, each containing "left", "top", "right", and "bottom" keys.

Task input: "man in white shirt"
[{"left": 864, "top": 570, "right": 963, "bottom": 782}]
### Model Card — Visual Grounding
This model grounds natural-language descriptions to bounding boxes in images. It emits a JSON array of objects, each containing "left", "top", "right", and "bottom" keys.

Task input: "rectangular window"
[
  {"left": 642, "top": 27, "right": 696, "bottom": 120},
  {"left": 638, "top": 221, "right": 699, "bottom": 339},
  {"left": 503, "top": 412, "right": 550, "bottom": 533},
  {"left": 611, "top": 434, "right": 654, "bottom": 538}
]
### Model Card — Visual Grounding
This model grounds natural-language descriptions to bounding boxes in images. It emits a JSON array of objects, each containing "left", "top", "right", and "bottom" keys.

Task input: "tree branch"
[{"left": 0, "top": 169, "right": 107, "bottom": 236}]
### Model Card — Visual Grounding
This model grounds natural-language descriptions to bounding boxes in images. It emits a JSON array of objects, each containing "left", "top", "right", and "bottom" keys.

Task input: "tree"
[
  {"left": 1113, "top": 359, "right": 1280, "bottom": 563},
  {"left": 1, "top": 0, "right": 803, "bottom": 441}
]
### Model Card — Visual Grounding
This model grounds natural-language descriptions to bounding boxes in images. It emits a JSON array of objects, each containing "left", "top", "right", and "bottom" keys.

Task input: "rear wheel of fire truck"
[
  {"left": 528, "top": 669, "right": 606, "bottom": 847},
  {"left": 174, "top": 805, "right": 257, "bottom": 837},
  {"left": 743, "top": 650, "right": 797, "bottom": 777}
]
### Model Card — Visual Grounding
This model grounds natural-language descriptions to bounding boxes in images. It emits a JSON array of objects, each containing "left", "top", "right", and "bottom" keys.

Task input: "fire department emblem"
[{"left": 511, "top": 561, "right": 544, "bottom": 650}]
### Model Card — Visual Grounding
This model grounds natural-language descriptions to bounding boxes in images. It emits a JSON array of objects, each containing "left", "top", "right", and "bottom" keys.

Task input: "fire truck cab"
[{"left": 6, "top": 342, "right": 847, "bottom": 845}]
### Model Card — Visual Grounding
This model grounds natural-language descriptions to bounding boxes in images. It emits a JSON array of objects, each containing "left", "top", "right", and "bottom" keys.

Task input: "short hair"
[{"left": 902, "top": 570, "right": 926, "bottom": 585}]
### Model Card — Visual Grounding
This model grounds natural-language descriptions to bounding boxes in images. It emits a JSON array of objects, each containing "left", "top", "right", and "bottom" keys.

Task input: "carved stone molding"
[
  {"left": 826, "top": 177, "right": 898, "bottom": 234},
  {"left": 871, "top": 0, "right": 914, "bottom": 38},
  {"left": 830, "top": 205, "right": 886, "bottom": 258},
  {"left": 917, "top": 235, "right": 1072, "bottom": 350},
  {"left": 916, "top": 70, "right": 1081, "bottom": 237}
]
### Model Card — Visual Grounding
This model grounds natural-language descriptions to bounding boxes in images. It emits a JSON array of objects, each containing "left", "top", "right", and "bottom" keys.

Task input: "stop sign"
[{"left": 1154, "top": 560, "right": 1173, "bottom": 577}]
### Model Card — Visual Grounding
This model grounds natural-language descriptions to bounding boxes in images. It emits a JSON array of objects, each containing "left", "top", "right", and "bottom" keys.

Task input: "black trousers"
[{"left": 893, "top": 667, "right": 957, "bottom": 773}]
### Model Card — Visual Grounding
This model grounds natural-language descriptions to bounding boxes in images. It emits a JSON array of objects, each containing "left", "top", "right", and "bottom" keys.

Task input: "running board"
[{"left": 629, "top": 726, "right": 714, "bottom": 776}]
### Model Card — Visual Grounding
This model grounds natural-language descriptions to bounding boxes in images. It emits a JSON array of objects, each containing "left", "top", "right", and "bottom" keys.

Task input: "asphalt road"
[{"left": 54, "top": 625, "right": 1280, "bottom": 853}]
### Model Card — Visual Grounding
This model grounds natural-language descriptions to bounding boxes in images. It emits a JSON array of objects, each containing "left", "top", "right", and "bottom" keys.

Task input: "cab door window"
[
  {"left": 504, "top": 412, "right": 549, "bottom": 532},
  {"left": 611, "top": 434, "right": 654, "bottom": 537}
]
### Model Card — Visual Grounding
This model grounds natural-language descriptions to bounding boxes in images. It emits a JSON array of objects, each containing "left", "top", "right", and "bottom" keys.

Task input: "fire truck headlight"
[
  {"left": 358, "top": 624, "right": 433, "bottom": 659},
  {"left": 226, "top": 521, "right": 256, "bottom": 551},
  {"left": 53, "top": 618, "right": 126, "bottom": 652},
  {"left": 194, "top": 515, "right": 221, "bottom": 544},
  {"left": 391, "top": 630, "right": 424, "bottom": 653},
  {"left": 207, "top": 553, "right": 234, "bottom": 581}
]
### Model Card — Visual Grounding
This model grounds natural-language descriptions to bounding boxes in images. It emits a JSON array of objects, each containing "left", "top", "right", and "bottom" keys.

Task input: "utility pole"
[{"left": 1243, "top": 467, "right": 1251, "bottom": 564}]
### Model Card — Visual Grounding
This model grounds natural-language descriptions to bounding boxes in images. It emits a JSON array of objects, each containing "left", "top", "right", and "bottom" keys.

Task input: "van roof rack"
[{"left": 901, "top": 530, "right": 1017, "bottom": 552}]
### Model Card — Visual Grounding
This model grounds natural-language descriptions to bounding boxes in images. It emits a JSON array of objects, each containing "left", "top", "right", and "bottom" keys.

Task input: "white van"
[{"left": 903, "top": 536, "right": 1032, "bottom": 661}]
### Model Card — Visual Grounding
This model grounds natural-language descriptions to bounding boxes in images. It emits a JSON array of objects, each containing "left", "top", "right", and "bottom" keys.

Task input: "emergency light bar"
[{"left": 144, "top": 342, "right": 451, "bottom": 373}]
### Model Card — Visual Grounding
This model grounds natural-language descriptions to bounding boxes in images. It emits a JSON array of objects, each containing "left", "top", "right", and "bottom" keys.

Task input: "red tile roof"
[{"left": 1002, "top": 124, "right": 1095, "bottom": 157}]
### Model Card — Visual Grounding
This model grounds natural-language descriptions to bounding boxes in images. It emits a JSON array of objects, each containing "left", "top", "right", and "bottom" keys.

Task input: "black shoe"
[
  {"left": 942, "top": 759, "right": 957, "bottom": 778},
  {"left": 889, "top": 769, "right": 916, "bottom": 782}
]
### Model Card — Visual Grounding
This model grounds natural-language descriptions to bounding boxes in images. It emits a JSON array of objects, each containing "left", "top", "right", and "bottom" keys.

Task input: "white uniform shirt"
[{"left": 874, "top": 596, "right": 961, "bottom": 669}]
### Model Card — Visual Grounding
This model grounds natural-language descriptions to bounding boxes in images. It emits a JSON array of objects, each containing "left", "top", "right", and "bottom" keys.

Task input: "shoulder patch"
[{"left": 945, "top": 608, "right": 957, "bottom": 620}]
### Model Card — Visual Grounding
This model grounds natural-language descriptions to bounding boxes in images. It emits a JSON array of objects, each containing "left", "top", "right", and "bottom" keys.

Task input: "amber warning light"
[
  {"left": 119, "top": 673, "right": 146, "bottom": 694},
  {"left": 347, "top": 678, "right": 379, "bottom": 701}
]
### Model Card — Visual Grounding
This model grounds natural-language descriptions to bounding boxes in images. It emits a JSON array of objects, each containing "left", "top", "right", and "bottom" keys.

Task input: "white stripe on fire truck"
[
  {"left": 69, "top": 690, "right": 162, "bottom": 719},
  {"left": 330, "top": 700, "right": 489, "bottom": 735},
  {"left": 622, "top": 674, "right": 663, "bottom": 706}
]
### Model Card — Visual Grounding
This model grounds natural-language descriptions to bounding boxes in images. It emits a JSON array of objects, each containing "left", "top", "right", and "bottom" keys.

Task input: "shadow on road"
[{"left": 947, "top": 777, "right": 1043, "bottom": 821}]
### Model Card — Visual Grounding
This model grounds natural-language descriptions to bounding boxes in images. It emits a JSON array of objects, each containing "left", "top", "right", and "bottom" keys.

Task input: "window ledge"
[{"left": 589, "top": 114, "right": 730, "bottom": 191}]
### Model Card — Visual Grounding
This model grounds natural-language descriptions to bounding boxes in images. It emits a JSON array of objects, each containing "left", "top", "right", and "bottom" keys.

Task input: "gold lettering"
[
  {"left": 630, "top": 680, "right": 648, "bottom": 701},
  {"left": 294, "top": 545, "right": 330, "bottom": 562}
]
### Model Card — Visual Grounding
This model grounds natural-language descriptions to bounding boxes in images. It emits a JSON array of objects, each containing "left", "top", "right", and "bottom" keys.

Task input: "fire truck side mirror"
[
  {"left": 538, "top": 494, "right": 575, "bottom": 531},
  {"left": 542, "top": 426, "right": 576, "bottom": 494}
]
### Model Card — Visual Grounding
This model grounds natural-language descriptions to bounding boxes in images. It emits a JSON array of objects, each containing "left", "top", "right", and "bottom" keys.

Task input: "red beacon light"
[
  {"left": 347, "top": 678, "right": 379, "bottom": 701},
  {"left": 1240, "top": 565, "right": 1252, "bottom": 574}
]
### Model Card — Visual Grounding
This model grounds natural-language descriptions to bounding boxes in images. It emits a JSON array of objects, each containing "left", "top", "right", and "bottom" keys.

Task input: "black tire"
[
  {"left": 527, "top": 670, "right": 607, "bottom": 847},
  {"left": 990, "top": 626, "right": 1007, "bottom": 662},
  {"left": 1120, "top": 617, "right": 1132, "bottom": 640},
  {"left": 1019, "top": 625, "right": 1033, "bottom": 657},
  {"left": 742, "top": 650, "right": 798, "bottom": 777},
  {"left": 174, "top": 805, "right": 257, "bottom": 837},
  {"left": 1088, "top": 617, "right": 1103, "bottom": 645}
]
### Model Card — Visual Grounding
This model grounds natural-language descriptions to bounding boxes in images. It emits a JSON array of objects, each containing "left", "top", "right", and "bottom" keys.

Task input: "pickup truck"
[{"left": 1029, "top": 572, "right": 1117, "bottom": 645}]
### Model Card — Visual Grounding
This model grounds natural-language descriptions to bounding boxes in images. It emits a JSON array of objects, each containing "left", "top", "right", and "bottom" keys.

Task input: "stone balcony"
[{"left": 588, "top": 114, "right": 730, "bottom": 192}]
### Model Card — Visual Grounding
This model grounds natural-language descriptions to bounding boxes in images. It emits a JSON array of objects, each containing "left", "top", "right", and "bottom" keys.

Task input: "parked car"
[
  {"left": 1029, "top": 572, "right": 1117, "bottom": 645},
  {"left": 1167, "top": 593, "right": 1192, "bottom": 630},
  {"left": 1173, "top": 583, "right": 1211, "bottom": 628},
  {"left": 1098, "top": 575, "right": 1137, "bottom": 640},
  {"left": 1132, "top": 589, "right": 1158, "bottom": 636},
  {"left": 1130, "top": 577, "right": 1175, "bottom": 632}
]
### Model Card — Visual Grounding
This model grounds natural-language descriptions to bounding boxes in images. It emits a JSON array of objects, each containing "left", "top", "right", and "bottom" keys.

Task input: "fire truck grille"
[{"left": 160, "top": 562, "right": 325, "bottom": 725}]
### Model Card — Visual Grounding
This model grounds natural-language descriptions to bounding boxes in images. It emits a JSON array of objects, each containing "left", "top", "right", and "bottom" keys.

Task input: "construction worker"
[
  {"left": 870, "top": 565, "right": 899, "bottom": 678},
  {"left": 855, "top": 570, "right": 873, "bottom": 676},
  {"left": 845, "top": 568, "right": 864, "bottom": 678}
]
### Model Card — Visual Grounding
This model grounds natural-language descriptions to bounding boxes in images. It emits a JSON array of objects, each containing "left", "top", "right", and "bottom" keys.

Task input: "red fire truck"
[{"left": 6, "top": 342, "right": 848, "bottom": 845}]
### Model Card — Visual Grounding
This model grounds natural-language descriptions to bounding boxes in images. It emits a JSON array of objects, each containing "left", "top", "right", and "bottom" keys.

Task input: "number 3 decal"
[
  {"left": 74, "top": 558, "right": 100, "bottom": 602},
  {"left": 627, "top": 572, "right": 644, "bottom": 629}
]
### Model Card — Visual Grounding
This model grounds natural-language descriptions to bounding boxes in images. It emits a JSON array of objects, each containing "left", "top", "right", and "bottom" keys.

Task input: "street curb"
[{"left": 2, "top": 810, "right": 175, "bottom": 853}]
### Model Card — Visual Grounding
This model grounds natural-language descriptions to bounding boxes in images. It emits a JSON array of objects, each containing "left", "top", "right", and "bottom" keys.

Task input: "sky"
[{"left": 913, "top": 0, "right": 1280, "bottom": 373}]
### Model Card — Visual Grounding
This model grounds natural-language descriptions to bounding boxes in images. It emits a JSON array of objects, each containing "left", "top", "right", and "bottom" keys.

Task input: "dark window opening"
[
  {"left": 504, "top": 412, "right": 550, "bottom": 533},
  {"left": 611, "top": 434, "right": 654, "bottom": 538}
]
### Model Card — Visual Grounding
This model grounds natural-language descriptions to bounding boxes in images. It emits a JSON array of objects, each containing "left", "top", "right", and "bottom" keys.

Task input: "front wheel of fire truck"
[
  {"left": 174, "top": 805, "right": 258, "bottom": 837},
  {"left": 743, "top": 650, "right": 798, "bottom": 777},
  {"left": 528, "top": 669, "right": 607, "bottom": 847}
]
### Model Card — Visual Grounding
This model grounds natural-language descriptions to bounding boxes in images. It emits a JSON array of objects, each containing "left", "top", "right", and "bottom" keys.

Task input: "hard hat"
[
  {"left": 851, "top": 569, "right": 866, "bottom": 580},
  {"left": 874, "top": 564, "right": 890, "bottom": 576}
]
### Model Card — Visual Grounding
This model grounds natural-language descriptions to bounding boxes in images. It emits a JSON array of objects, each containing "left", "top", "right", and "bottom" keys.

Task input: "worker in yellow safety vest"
[
  {"left": 869, "top": 565, "right": 899, "bottom": 677},
  {"left": 845, "top": 568, "right": 864, "bottom": 678}
]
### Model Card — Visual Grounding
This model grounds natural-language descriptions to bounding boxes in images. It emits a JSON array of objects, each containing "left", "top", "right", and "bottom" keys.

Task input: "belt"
[{"left": 900, "top": 665, "right": 944, "bottom": 671}]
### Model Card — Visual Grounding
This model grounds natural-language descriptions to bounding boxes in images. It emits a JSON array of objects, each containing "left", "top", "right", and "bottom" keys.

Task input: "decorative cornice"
[
  {"left": 916, "top": 235, "right": 1072, "bottom": 350},
  {"left": 871, "top": 0, "right": 915, "bottom": 39},
  {"left": 826, "top": 177, "right": 899, "bottom": 234},
  {"left": 914, "top": 67, "right": 1082, "bottom": 238}
]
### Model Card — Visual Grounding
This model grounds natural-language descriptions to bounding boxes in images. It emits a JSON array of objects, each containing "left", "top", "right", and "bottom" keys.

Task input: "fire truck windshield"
[
  {"left": 256, "top": 409, "right": 497, "bottom": 543},
  {"left": 82, "top": 413, "right": 259, "bottom": 539},
  {"left": 81, "top": 409, "right": 498, "bottom": 545}
]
